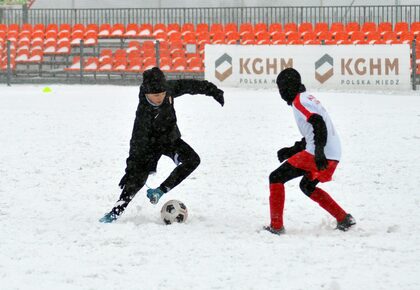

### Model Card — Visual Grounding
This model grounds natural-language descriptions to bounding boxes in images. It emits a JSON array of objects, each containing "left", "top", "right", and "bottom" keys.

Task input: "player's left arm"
[
  {"left": 166, "top": 79, "right": 224, "bottom": 106},
  {"left": 308, "top": 114, "right": 328, "bottom": 170}
]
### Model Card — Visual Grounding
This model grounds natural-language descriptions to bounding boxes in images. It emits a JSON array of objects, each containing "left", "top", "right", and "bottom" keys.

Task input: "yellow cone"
[{"left": 43, "top": 87, "right": 52, "bottom": 93}]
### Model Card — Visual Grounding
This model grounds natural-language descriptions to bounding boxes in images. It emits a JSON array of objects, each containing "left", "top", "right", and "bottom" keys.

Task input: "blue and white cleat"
[
  {"left": 99, "top": 212, "right": 118, "bottom": 223},
  {"left": 146, "top": 188, "right": 165, "bottom": 204}
]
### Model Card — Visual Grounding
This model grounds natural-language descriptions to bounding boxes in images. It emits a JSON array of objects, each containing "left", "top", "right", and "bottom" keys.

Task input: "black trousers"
[
  {"left": 111, "top": 139, "right": 200, "bottom": 216},
  {"left": 269, "top": 162, "right": 320, "bottom": 197}
]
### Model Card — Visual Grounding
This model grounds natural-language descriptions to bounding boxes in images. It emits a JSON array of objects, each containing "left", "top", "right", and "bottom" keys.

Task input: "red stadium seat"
[
  {"left": 256, "top": 31, "right": 271, "bottom": 45},
  {"left": 139, "top": 24, "right": 153, "bottom": 37},
  {"left": 362, "top": 22, "right": 377, "bottom": 36},
  {"left": 330, "top": 22, "right": 344, "bottom": 36},
  {"left": 111, "top": 23, "right": 125, "bottom": 38},
  {"left": 314, "top": 22, "right": 328, "bottom": 37},
  {"left": 284, "top": 22, "right": 298, "bottom": 36},
  {"left": 345, "top": 22, "right": 360, "bottom": 35},
  {"left": 127, "top": 41, "right": 141, "bottom": 53},
  {"left": 125, "top": 23, "right": 139, "bottom": 38},
  {"left": 159, "top": 57, "right": 172, "bottom": 72},
  {"left": 239, "top": 23, "right": 253, "bottom": 36},
  {"left": 366, "top": 31, "right": 384, "bottom": 44},
  {"left": 167, "top": 23, "right": 180, "bottom": 36},
  {"left": 84, "top": 57, "right": 99, "bottom": 72},
  {"left": 299, "top": 22, "right": 313, "bottom": 36},
  {"left": 196, "top": 23, "right": 209, "bottom": 34},
  {"left": 181, "top": 23, "right": 195, "bottom": 36},
  {"left": 153, "top": 23, "right": 167, "bottom": 36},
  {"left": 395, "top": 22, "right": 409, "bottom": 36},
  {"left": 317, "top": 31, "right": 333, "bottom": 44},
  {"left": 172, "top": 57, "right": 187, "bottom": 72},
  {"left": 254, "top": 23, "right": 267, "bottom": 37},
  {"left": 269, "top": 23, "right": 282, "bottom": 36},
  {"left": 287, "top": 31, "right": 302, "bottom": 44},
  {"left": 240, "top": 32, "right": 255, "bottom": 45},
  {"left": 378, "top": 22, "right": 392, "bottom": 36},
  {"left": 350, "top": 31, "right": 366, "bottom": 44},
  {"left": 99, "top": 24, "right": 111, "bottom": 37},
  {"left": 212, "top": 32, "right": 225, "bottom": 44},
  {"left": 224, "top": 23, "right": 238, "bottom": 36},
  {"left": 210, "top": 23, "right": 223, "bottom": 36},
  {"left": 226, "top": 31, "right": 240, "bottom": 44},
  {"left": 334, "top": 31, "right": 350, "bottom": 44},
  {"left": 271, "top": 31, "right": 286, "bottom": 45}
]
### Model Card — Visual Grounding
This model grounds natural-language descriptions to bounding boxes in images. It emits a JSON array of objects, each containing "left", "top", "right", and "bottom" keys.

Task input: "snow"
[{"left": 1, "top": 84, "right": 420, "bottom": 290}]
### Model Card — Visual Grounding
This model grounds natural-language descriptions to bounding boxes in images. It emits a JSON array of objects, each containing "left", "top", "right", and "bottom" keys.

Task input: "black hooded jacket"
[{"left": 125, "top": 79, "right": 222, "bottom": 173}]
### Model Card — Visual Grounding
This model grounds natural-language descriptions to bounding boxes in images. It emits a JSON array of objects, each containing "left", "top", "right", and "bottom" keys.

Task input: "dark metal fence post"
[
  {"left": 22, "top": 4, "right": 28, "bottom": 23},
  {"left": 155, "top": 40, "right": 160, "bottom": 68},
  {"left": 80, "top": 40, "right": 84, "bottom": 84},
  {"left": 6, "top": 40, "right": 11, "bottom": 86},
  {"left": 412, "top": 39, "right": 417, "bottom": 90}
]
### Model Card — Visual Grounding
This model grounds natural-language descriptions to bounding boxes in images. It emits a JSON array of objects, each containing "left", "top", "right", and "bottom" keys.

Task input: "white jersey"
[{"left": 292, "top": 92, "right": 341, "bottom": 161}]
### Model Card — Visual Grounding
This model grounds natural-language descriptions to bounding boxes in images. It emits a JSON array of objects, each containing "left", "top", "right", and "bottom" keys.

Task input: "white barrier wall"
[{"left": 205, "top": 44, "right": 411, "bottom": 90}]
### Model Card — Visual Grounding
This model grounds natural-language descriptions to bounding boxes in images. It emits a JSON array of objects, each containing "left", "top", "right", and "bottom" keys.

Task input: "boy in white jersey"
[{"left": 264, "top": 68, "right": 355, "bottom": 235}]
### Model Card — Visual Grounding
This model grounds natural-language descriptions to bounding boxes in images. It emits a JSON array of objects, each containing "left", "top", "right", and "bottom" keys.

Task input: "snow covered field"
[{"left": 1, "top": 84, "right": 420, "bottom": 290}]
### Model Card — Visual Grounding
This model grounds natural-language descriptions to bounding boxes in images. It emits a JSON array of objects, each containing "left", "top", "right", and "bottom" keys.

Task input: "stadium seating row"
[
  {"left": 1, "top": 22, "right": 420, "bottom": 37},
  {"left": 64, "top": 55, "right": 203, "bottom": 73}
]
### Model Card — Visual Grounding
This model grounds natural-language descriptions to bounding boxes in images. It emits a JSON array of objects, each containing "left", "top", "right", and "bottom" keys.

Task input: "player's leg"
[
  {"left": 299, "top": 176, "right": 355, "bottom": 231},
  {"left": 146, "top": 139, "right": 200, "bottom": 204},
  {"left": 100, "top": 170, "right": 149, "bottom": 223},
  {"left": 266, "top": 162, "right": 306, "bottom": 233}
]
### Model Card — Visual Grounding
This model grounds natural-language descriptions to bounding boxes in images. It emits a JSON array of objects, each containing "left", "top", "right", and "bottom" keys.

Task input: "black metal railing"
[{"left": 0, "top": 5, "right": 420, "bottom": 26}]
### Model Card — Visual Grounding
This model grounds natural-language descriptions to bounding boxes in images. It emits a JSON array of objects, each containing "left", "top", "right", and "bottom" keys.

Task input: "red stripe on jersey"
[{"left": 293, "top": 94, "right": 313, "bottom": 121}]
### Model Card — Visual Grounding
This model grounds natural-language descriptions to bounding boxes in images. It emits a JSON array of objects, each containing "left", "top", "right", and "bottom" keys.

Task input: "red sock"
[
  {"left": 269, "top": 183, "right": 285, "bottom": 229},
  {"left": 310, "top": 188, "right": 347, "bottom": 222}
]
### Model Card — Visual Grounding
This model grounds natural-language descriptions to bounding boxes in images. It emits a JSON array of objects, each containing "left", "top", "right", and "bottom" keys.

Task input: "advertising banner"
[{"left": 205, "top": 44, "right": 411, "bottom": 90}]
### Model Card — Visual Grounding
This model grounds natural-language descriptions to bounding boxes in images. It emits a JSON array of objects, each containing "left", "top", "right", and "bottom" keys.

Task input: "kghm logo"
[
  {"left": 215, "top": 53, "right": 232, "bottom": 82},
  {"left": 315, "top": 54, "right": 334, "bottom": 84}
]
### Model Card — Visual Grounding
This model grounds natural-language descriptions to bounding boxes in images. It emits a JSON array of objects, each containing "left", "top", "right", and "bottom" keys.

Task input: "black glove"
[
  {"left": 212, "top": 89, "right": 224, "bottom": 106},
  {"left": 314, "top": 148, "right": 328, "bottom": 170},
  {"left": 277, "top": 147, "right": 292, "bottom": 162},
  {"left": 118, "top": 174, "right": 128, "bottom": 189}
]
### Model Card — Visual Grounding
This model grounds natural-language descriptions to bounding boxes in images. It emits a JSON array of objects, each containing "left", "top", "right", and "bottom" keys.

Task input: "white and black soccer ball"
[{"left": 160, "top": 200, "right": 188, "bottom": 225}]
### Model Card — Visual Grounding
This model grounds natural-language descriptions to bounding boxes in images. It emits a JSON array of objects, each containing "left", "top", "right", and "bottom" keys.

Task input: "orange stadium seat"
[
  {"left": 314, "top": 22, "right": 328, "bottom": 36},
  {"left": 111, "top": 23, "right": 125, "bottom": 38},
  {"left": 350, "top": 31, "right": 366, "bottom": 44},
  {"left": 210, "top": 23, "right": 223, "bottom": 36},
  {"left": 411, "top": 22, "right": 420, "bottom": 37},
  {"left": 399, "top": 31, "right": 413, "bottom": 44},
  {"left": 394, "top": 22, "right": 409, "bottom": 36},
  {"left": 168, "top": 31, "right": 182, "bottom": 43},
  {"left": 226, "top": 31, "right": 240, "bottom": 44},
  {"left": 43, "top": 39, "right": 56, "bottom": 54},
  {"left": 139, "top": 24, "right": 153, "bottom": 37},
  {"left": 71, "top": 31, "right": 84, "bottom": 45},
  {"left": 330, "top": 22, "right": 344, "bottom": 36},
  {"left": 127, "top": 57, "right": 142, "bottom": 72},
  {"left": 181, "top": 23, "right": 195, "bottom": 36},
  {"left": 378, "top": 22, "right": 392, "bottom": 36},
  {"left": 366, "top": 31, "right": 384, "bottom": 44},
  {"left": 98, "top": 24, "right": 111, "bottom": 37},
  {"left": 15, "top": 48, "right": 29, "bottom": 62},
  {"left": 167, "top": 23, "right": 180, "bottom": 36},
  {"left": 256, "top": 31, "right": 271, "bottom": 45},
  {"left": 271, "top": 31, "right": 286, "bottom": 44},
  {"left": 239, "top": 23, "right": 253, "bottom": 36},
  {"left": 33, "top": 23, "right": 45, "bottom": 34},
  {"left": 112, "top": 57, "right": 127, "bottom": 71},
  {"left": 84, "top": 57, "right": 99, "bottom": 72},
  {"left": 362, "top": 22, "right": 377, "bottom": 36},
  {"left": 287, "top": 31, "right": 302, "bottom": 44},
  {"left": 98, "top": 58, "right": 112, "bottom": 72},
  {"left": 159, "top": 57, "right": 172, "bottom": 72},
  {"left": 196, "top": 23, "right": 209, "bottom": 34},
  {"left": 382, "top": 31, "right": 401, "bottom": 44},
  {"left": 124, "top": 23, "right": 139, "bottom": 38},
  {"left": 73, "top": 23, "right": 85, "bottom": 34},
  {"left": 212, "top": 32, "right": 225, "bottom": 44},
  {"left": 302, "top": 32, "right": 320, "bottom": 45},
  {"left": 172, "top": 57, "right": 187, "bottom": 71},
  {"left": 84, "top": 32, "right": 98, "bottom": 46},
  {"left": 317, "top": 30, "right": 333, "bottom": 44},
  {"left": 55, "top": 41, "right": 70, "bottom": 54},
  {"left": 21, "top": 24, "right": 32, "bottom": 33},
  {"left": 197, "top": 32, "right": 210, "bottom": 45},
  {"left": 254, "top": 23, "right": 267, "bottom": 37},
  {"left": 188, "top": 56, "right": 203, "bottom": 72},
  {"left": 143, "top": 57, "right": 157, "bottom": 70},
  {"left": 299, "top": 22, "right": 313, "bottom": 36},
  {"left": 155, "top": 32, "right": 167, "bottom": 42},
  {"left": 143, "top": 40, "right": 155, "bottom": 51},
  {"left": 183, "top": 31, "right": 196, "bottom": 44},
  {"left": 224, "top": 23, "right": 238, "bottom": 36},
  {"left": 345, "top": 22, "right": 360, "bottom": 35},
  {"left": 240, "top": 32, "right": 255, "bottom": 45},
  {"left": 284, "top": 22, "right": 298, "bottom": 36},
  {"left": 269, "top": 23, "right": 282, "bottom": 36},
  {"left": 127, "top": 41, "right": 141, "bottom": 53},
  {"left": 153, "top": 23, "right": 166, "bottom": 36},
  {"left": 334, "top": 31, "right": 350, "bottom": 44},
  {"left": 46, "top": 24, "right": 58, "bottom": 33},
  {"left": 85, "top": 24, "right": 98, "bottom": 34}
]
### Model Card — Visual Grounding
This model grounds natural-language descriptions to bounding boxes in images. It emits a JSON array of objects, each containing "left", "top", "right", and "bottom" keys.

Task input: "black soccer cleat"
[
  {"left": 263, "top": 226, "right": 286, "bottom": 235},
  {"left": 336, "top": 214, "right": 356, "bottom": 231}
]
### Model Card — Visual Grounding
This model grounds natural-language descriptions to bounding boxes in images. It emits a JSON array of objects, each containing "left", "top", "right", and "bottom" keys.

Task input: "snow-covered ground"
[{"left": 1, "top": 85, "right": 419, "bottom": 290}]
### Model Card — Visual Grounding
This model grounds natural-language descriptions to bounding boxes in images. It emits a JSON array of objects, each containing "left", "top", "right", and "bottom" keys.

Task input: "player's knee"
[{"left": 299, "top": 178, "right": 316, "bottom": 197}]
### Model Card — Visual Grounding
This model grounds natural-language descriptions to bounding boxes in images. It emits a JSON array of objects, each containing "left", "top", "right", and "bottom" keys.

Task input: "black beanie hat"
[
  {"left": 276, "top": 68, "right": 306, "bottom": 105},
  {"left": 142, "top": 67, "right": 167, "bottom": 94}
]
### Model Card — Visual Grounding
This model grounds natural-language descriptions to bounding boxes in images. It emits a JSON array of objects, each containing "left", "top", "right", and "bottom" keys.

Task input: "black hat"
[
  {"left": 142, "top": 67, "right": 167, "bottom": 94},
  {"left": 276, "top": 68, "right": 305, "bottom": 105}
]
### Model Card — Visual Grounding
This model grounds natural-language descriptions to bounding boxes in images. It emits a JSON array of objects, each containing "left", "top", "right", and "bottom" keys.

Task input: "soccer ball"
[{"left": 160, "top": 200, "right": 188, "bottom": 225}]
